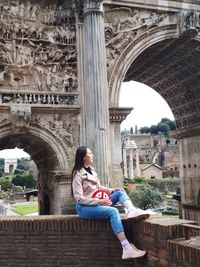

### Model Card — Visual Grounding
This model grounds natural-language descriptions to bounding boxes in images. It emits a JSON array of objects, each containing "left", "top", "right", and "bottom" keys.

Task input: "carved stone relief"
[
  {"left": 104, "top": 6, "right": 177, "bottom": 77},
  {"left": 30, "top": 113, "right": 79, "bottom": 149},
  {"left": 10, "top": 103, "right": 31, "bottom": 128},
  {"left": 0, "top": 0, "right": 78, "bottom": 95},
  {"left": 179, "top": 10, "right": 199, "bottom": 36}
]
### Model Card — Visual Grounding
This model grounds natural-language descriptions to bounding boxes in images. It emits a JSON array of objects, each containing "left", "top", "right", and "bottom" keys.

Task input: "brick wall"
[{"left": 0, "top": 215, "right": 199, "bottom": 267}]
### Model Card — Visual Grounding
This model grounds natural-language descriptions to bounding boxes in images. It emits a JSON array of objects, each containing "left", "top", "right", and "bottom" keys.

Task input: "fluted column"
[
  {"left": 135, "top": 148, "right": 140, "bottom": 177},
  {"left": 82, "top": 0, "right": 110, "bottom": 185},
  {"left": 123, "top": 148, "right": 128, "bottom": 178},
  {"left": 129, "top": 149, "right": 134, "bottom": 179}
]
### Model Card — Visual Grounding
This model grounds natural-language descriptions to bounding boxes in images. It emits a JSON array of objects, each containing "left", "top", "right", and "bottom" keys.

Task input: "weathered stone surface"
[{"left": 0, "top": 0, "right": 199, "bottom": 222}]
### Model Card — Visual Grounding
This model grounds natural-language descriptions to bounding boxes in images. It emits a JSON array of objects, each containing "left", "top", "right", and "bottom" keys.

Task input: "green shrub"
[
  {"left": 162, "top": 207, "right": 179, "bottom": 216},
  {"left": 0, "top": 177, "right": 12, "bottom": 191},
  {"left": 128, "top": 186, "right": 164, "bottom": 210},
  {"left": 134, "top": 177, "right": 146, "bottom": 184},
  {"left": 147, "top": 178, "right": 180, "bottom": 193},
  {"left": 12, "top": 173, "right": 37, "bottom": 188}
]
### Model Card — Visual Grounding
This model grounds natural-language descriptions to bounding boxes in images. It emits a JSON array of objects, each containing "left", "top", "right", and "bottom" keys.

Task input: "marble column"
[
  {"left": 129, "top": 149, "right": 134, "bottom": 179},
  {"left": 82, "top": 0, "right": 110, "bottom": 185},
  {"left": 123, "top": 148, "right": 128, "bottom": 178},
  {"left": 135, "top": 148, "right": 140, "bottom": 177}
]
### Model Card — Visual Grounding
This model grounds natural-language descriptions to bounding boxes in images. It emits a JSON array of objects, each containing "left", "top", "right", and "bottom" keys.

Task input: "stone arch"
[
  {"left": 108, "top": 23, "right": 200, "bottom": 222},
  {"left": 109, "top": 25, "right": 178, "bottom": 106},
  {"left": 0, "top": 123, "right": 70, "bottom": 215}
]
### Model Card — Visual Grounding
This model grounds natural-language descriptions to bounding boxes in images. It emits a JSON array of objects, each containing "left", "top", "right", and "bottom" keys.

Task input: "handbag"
[{"left": 92, "top": 189, "right": 110, "bottom": 200}]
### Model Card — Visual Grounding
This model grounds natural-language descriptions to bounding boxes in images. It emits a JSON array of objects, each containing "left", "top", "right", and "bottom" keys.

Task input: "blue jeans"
[{"left": 76, "top": 190, "right": 129, "bottom": 234}]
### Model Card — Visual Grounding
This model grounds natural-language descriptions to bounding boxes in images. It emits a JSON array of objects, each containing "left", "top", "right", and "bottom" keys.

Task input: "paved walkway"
[
  {"left": 0, "top": 202, "right": 19, "bottom": 216},
  {"left": 0, "top": 201, "right": 38, "bottom": 216}
]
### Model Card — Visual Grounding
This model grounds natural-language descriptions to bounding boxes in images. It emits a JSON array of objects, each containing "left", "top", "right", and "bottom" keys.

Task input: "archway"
[
  {"left": 0, "top": 125, "right": 69, "bottom": 215},
  {"left": 109, "top": 29, "right": 200, "bottom": 221}
]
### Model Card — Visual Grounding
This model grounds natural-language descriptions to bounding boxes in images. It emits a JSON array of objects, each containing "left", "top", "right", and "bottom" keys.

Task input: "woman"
[{"left": 71, "top": 146, "right": 149, "bottom": 260}]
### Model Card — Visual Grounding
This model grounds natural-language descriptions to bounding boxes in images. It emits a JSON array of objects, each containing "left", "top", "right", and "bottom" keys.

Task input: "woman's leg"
[
  {"left": 110, "top": 190, "right": 150, "bottom": 221},
  {"left": 76, "top": 203, "right": 124, "bottom": 234},
  {"left": 76, "top": 203, "right": 146, "bottom": 259}
]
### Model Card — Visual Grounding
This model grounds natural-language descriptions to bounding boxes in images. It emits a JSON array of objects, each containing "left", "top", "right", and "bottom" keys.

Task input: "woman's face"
[{"left": 84, "top": 148, "right": 94, "bottom": 166}]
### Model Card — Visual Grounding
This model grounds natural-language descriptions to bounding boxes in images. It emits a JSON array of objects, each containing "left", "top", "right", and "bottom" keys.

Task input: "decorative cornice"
[
  {"left": 109, "top": 107, "right": 133, "bottom": 123},
  {"left": 171, "top": 124, "right": 200, "bottom": 139},
  {"left": 82, "top": 0, "right": 104, "bottom": 15}
]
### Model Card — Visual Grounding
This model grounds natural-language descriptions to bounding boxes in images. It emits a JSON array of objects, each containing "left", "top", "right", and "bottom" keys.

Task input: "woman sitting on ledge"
[{"left": 71, "top": 146, "right": 150, "bottom": 260}]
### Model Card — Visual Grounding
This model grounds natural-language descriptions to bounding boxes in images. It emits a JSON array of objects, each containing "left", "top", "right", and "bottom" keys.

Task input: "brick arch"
[{"left": 0, "top": 124, "right": 69, "bottom": 215}]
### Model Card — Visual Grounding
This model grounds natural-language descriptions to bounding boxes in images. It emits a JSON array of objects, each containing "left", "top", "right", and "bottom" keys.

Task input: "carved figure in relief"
[
  {"left": 142, "top": 12, "right": 166, "bottom": 30},
  {"left": 49, "top": 116, "right": 63, "bottom": 134},
  {"left": 63, "top": 121, "right": 74, "bottom": 147},
  {"left": 115, "top": 10, "right": 140, "bottom": 32},
  {"left": 0, "top": 2, "right": 77, "bottom": 94},
  {"left": 185, "top": 10, "right": 197, "bottom": 29},
  {"left": 19, "top": 3, "right": 25, "bottom": 17},
  {"left": 10, "top": 104, "right": 31, "bottom": 128},
  {"left": 106, "top": 31, "right": 134, "bottom": 55},
  {"left": 30, "top": 6, "right": 37, "bottom": 20},
  {"left": 8, "top": 72, "right": 18, "bottom": 88}
]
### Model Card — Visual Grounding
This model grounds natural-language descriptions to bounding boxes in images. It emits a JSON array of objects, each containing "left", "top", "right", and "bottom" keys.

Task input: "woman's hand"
[
  {"left": 112, "top": 188, "right": 125, "bottom": 193},
  {"left": 98, "top": 199, "right": 112, "bottom": 206}
]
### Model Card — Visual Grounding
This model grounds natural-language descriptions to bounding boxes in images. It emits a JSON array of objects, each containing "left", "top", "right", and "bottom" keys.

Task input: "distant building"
[
  {"left": 4, "top": 158, "right": 18, "bottom": 173},
  {"left": 121, "top": 133, "right": 180, "bottom": 179},
  {"left": 140, "top": 164, "right": 163, "bottom": 179}
]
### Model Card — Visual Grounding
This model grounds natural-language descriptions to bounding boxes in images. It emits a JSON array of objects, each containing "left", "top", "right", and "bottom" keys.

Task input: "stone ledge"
[
  {"left": 0, "top": 214, "right": 196, "bottom": 232},
  {"left": 0, "top": 214, "right": 199, "bottom": 266},
  {"left": 168, "top": 238, "right": 200, "bottom": 266}
]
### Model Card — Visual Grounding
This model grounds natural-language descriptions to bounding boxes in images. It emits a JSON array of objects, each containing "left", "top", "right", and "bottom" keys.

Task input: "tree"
[
  {"left": 140, "top": 126, "right": 150, "bottom": 134},
  {"left": 0, "top": 158, "right": 4, "bottom": 175},
  {"left": 158, "top": 122, "right": 170, "bottom": 136},
  {"left": 12, "top": 173, "right": 37, "bottom": 188},
  {"left": 0, "top": 158, "right": 4, "bottom": 168},
  {"left": 160, "top": 118, "right": 176, "bottom": 130},
  {"left": 0, "top": 177, "right": 12, "bottom": 191},
  {"left": 17, "top": 158, "right": 30, "bottom": 171},
  {"left": 149, "top": 125, "right": 158, "bottom": 134},
  {"left": 139, "top": 118, "right": 176, "bottom": 135},
  {"left": 128, "top": 186, "right": 164, "bottom": 210}
]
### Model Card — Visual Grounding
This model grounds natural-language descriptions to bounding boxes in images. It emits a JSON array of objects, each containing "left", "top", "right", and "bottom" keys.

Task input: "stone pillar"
[
  {"left": 179, "top": 135, "right": 200, "bottom": 223},
  {"left": 129, "top": 149, "right": 134, "bottom": 179},
  {"left": 82, "top": 0, "right": 109, "bottom": 185},
  {"left": 123, "top": 148, "right": 128, "bottom": 178},
  {"left": 135, "top": 148, "right": 140, "bottom": 177}
]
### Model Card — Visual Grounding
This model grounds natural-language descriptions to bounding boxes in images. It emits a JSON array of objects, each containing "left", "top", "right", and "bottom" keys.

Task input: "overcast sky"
[
  {"left": 0, "top": 148, "right": 30, "bottom": 159},
  {"left": 119, "top": 81, "right": 174, "bottom": 131},
  {"left": 0, "top": 81, "right": 174, "bottom": 159}
]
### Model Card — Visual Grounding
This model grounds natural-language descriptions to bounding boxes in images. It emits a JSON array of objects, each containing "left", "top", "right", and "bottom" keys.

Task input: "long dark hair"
[{"left": 71, "top": 146, "right": 87, "bottom": 196}]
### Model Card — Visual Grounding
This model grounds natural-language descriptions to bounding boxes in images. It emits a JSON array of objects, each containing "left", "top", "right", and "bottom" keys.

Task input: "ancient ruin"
[{"left": 0, "top": 1, "right": 199, "bottom": 227}]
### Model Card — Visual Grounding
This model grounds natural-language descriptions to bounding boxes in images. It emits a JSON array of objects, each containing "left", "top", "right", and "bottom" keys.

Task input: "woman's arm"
[{"left": 72, "top": 173, "right": 99, "bottom": 205}]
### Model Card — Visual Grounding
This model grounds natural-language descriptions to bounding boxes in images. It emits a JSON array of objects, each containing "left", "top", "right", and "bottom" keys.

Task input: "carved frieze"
[
  {"left": 30, "top": 113, "right": 79, "bottom": 149},
  {"left": 104, "top": 6, "right": 175, "bottom": 76},
  {"left": 0, "top": 0, "right": 78, "bottom": 95},
  {"left": 0, "top": 92, "right": 78, "bottom": 106}
]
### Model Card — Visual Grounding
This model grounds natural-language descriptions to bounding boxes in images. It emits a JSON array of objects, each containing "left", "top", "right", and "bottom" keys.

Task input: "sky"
[
  {"left": 119, "top": 81, "right": 174, "bottom": 131},
  {"left": 0, "top": 81, "right": 174, "bottom": 159},
  {"left": 0, "top": 148, "right": 30, "bottom": 159}
]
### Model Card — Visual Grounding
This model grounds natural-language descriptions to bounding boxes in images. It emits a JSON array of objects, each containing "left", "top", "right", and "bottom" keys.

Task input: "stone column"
[
  {"left": 123, "top": 148, "right": 128, "bottom": 178},
  {"left": 129, "top": 149, "right": 134, "bottom": 179},
  {"left": 82, "top": 0, "right": 110, "bottom": 185},
  {"left": 135, "top": 148, "right": 140, "bottom": 177}
]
